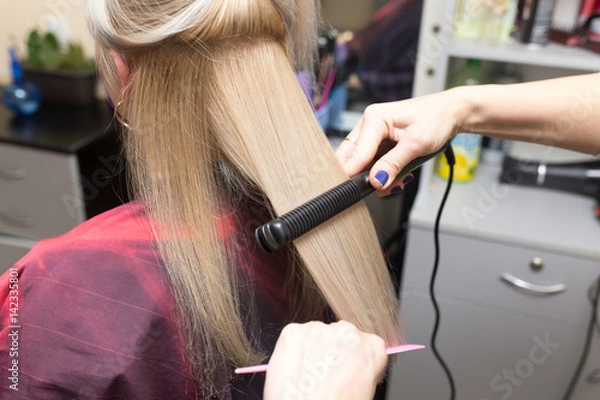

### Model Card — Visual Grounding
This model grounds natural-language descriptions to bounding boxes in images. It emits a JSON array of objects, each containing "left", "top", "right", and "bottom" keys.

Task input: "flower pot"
[{"left": 23, "top": 68, "right": 97, "bottom": 106}]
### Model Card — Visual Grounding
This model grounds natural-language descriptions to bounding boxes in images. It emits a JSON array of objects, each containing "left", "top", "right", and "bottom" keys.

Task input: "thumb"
[{"left": 369, "top": 137, "right": 422, "bottom": 190}]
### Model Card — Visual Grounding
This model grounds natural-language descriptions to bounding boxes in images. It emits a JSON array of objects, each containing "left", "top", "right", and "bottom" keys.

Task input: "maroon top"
[{"left": 0, "top": 201, "right": 300, "bottom": 399}]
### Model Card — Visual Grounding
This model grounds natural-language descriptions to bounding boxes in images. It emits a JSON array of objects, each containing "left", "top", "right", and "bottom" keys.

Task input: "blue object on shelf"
[
  {"left": 2, "top": 47, "right": 41, "bottom": 116},
  {"left": 316, "top": 82, "right": 348, "bottom": 132},
  {"left": 316, "top": 101, "right": 331, "bottom": 131},
  {"left": 327, "top": 82, "right": 348, "bottom": 131}
]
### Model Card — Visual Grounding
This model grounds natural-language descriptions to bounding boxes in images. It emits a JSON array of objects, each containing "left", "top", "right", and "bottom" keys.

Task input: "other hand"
[{"left": 263, "top": 321, "right": 387, "bottom": 400}]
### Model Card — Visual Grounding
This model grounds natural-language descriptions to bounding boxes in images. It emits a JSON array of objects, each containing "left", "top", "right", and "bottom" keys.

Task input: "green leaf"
[
  {"left": 62, "top": 44, "right": 85, "bottom": 70},
  {"left": 42, "top": 32, "right": 60, "bottom": 52},
  {"left": 22, "top": 28, "right": 95, "bottom": 72},
  {"left": 38, "top": 47, "right": 63, "bottom": 70},
  {"left": 25, "top": 30, "right": 43, "bottom": 68}
]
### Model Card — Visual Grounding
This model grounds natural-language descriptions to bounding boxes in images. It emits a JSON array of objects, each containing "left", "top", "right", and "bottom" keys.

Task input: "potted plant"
[{"left": 22, "top": 29, "right": 96, "bottom": 106}]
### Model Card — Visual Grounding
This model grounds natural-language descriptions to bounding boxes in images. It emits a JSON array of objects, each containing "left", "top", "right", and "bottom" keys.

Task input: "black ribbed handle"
[
  {"left": 281, "top": 179, "right": 362, "bottom": 237},
  {"left": 255, "top": 173, "right": 373, "bottom": 253}
]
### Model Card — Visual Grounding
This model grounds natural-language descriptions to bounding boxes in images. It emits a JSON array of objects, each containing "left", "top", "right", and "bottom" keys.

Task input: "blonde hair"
[{"left": 87, "top": 0, "right": 402, "bottom": 396}]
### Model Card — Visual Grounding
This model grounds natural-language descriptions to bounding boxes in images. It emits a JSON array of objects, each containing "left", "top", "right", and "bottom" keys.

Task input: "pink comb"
[{"left": 234, "top": 344, "right": 425, "bottom": 375}]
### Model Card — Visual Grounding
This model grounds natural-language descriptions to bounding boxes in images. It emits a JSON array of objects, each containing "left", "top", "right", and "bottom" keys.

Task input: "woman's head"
[
  {"left": 85, "top": 0, "right": 402, "bottom": 396},
  {"left": 87, "top": 0, "right": 319, "bottom": 101}
]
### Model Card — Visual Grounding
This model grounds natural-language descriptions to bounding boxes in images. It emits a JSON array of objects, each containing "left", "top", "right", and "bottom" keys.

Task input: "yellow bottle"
[
  {"left": 436, "top": 59, "right": 486, "bottom": 182},
  {"left": 436, "top": 133, "right": 483, "bottom": 182}
]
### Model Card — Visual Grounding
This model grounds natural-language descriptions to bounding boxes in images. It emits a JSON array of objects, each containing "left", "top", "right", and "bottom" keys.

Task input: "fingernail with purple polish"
[
  {"left": 374, "top": 171, "right": 389, "bottom": 187},
  {"left": 403, "top": 175, "right": 414, "bottom": 185},
  {"left": 391, "top": 186, "right": 403, "bottom": 195}
]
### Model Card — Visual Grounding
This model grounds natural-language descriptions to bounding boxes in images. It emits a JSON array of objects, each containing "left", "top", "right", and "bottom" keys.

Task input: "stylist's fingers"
[
  {"left": 368, "top": 132, "right": 436, "bottom": 190},
  {"left": 374, "top": 173, "right": 414, "bottom": 197},
  {"left": 362, "top": 331, "right": 388, "bottom": 380},
  {"left": 335, "top": 103, "right": 398, "bottom": 178},
  {"left": 336, "top": 91, "right": 461, "bottom": 190}
]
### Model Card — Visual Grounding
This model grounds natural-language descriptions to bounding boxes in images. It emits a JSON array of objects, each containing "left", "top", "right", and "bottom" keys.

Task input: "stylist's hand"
[
  {"left": 263, "top": 321, "right": 387, "bottom": 400},
  {"left": 336, "top": 89, "right": 465, "bottom": 194}
]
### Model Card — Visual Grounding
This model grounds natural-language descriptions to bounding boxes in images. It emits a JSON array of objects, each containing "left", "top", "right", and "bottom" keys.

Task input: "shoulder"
[
  {"left": 17, "top": 201, "right": 160, "bottom": 282},
  {"left": 29, "top": 200, "right": 156, "bottom": 262},
  {"left": 8, "top": 201, "right": 173, "bottom": 330},
  {"left": 0, "top": 202, "right": 199, "bottom": 398}
]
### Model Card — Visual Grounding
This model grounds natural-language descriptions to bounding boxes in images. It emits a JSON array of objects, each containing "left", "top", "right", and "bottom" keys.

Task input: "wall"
[
  {"left": 322, "top": 0, "right": 378, "bottom": 31},
  {"left": 0, "top": 0, "right": 93, "bottom": 84}
]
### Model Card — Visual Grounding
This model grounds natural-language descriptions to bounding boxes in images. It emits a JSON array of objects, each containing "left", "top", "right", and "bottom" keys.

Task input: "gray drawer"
[
  {"left": 0, "top": 235, "right": 35, "bottom": 274},
  {"left": 403, "top": 227, "right": 600, "bottom": 327},
  {"left": 0, "top": 143, "right": 85, "bottom": 240}
]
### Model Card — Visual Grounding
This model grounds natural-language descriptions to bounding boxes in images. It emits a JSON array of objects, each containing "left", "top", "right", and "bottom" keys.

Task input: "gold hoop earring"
[{"left": 114, "top": 101, "right": 132, "bottom": 129}]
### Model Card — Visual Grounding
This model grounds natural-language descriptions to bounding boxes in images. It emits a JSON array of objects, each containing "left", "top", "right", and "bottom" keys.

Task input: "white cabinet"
[
  {"left": 0, "top": 142, "right": 85, "bottom": 240},
  {"left": 387, "top": 1, "right": 600, "bottom": 399}
]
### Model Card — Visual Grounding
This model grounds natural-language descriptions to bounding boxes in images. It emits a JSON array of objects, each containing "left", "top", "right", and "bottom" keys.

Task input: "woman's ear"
[{"left": 108, "top": 49, "right": 131, "bottom": 93}]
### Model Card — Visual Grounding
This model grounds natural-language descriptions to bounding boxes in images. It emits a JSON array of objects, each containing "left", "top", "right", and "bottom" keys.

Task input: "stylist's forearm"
[{"left": 456, "top": 73, "right": 600, "bottom": 155}]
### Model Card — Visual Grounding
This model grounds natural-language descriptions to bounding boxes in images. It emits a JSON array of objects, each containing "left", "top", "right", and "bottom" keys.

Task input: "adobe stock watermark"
[
  {"left": 39, "top": 0, "right": 85, "bottom": 31},
  {"left": 461, "top": 178, "right": 511, "bottom": 229},
  {"left": 482, "top": 333, "right": 560, "bottom": 400},
  {"left": 411, "top": 0, "right": 487, "bottom": 69},
  {"left": 20, "top": 0, "right": 86, "bottom": 46},
  {"left": 282, "top": 324, "right": 362, "bottom": 400},
  {"left": 6, "top": 265, "right": 21, "bottom": 392},
  {"left": 460, "top": 153, "right": 533, "bottom": 229}
]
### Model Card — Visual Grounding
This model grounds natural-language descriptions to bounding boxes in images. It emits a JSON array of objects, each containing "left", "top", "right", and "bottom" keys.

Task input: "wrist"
[{"left": 447, "top": 84, "right": 487, "bottom": 134}]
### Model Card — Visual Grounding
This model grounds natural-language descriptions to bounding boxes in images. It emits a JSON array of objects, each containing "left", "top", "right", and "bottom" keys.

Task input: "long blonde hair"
[{"left": 87, "top": 0, "right": 402, "bottom": 396}]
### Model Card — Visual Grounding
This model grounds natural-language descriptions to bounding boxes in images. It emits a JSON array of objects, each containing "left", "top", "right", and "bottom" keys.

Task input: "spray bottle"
[{"left": 2, "top": 47, "right": 41, "bottom": 116}]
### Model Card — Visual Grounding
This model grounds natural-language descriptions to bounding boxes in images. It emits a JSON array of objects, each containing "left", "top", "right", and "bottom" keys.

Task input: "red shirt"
[{"left": 0, "top": 201, "right": 298, "bottom": 399}]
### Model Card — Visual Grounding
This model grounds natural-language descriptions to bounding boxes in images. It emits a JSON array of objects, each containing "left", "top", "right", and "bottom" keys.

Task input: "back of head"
[{"left": 87, "top": 0, "right": 402, "bottom": 396}]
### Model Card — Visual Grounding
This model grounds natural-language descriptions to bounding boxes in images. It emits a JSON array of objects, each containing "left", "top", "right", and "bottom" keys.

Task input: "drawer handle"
[
  {"left": 0, "top": 212, "right": 35, "bottom": 228},
  {"left": 500, "top": 273, "right": 567, "bottom": 295},
  {"left": 0, "top": 168, "right": 27, "bottom": 180}
]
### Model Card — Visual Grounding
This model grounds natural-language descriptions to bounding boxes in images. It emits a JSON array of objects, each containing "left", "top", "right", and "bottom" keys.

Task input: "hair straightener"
[
  {"left": 255, "top": 142, "right": 451, "bottom": 253},
  {"left": 255, "top": 141, "right": 457, "bottom": 399}
]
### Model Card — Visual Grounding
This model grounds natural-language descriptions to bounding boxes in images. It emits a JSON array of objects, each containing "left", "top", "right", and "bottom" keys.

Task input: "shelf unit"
[
  {"left": 448, "top": 37, "right": 600, "bottom": 72},
  {"left": 387, "top": 1, "right": 600, "bottom": 399}
]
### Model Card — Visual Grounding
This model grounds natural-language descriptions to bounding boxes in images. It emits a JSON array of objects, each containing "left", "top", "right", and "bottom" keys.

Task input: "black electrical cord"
[
  {"left": 430, "top": 146, "right": 456, "bottom": 400},
  {"left": 586, "top": 277, "right": 600, "bottom": 385},
  {"left": 562, "top": 273, "right": 600, "bottom": 399},
  {"left": 587, "top": 278, "right": 600, "bottom": 337}
]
